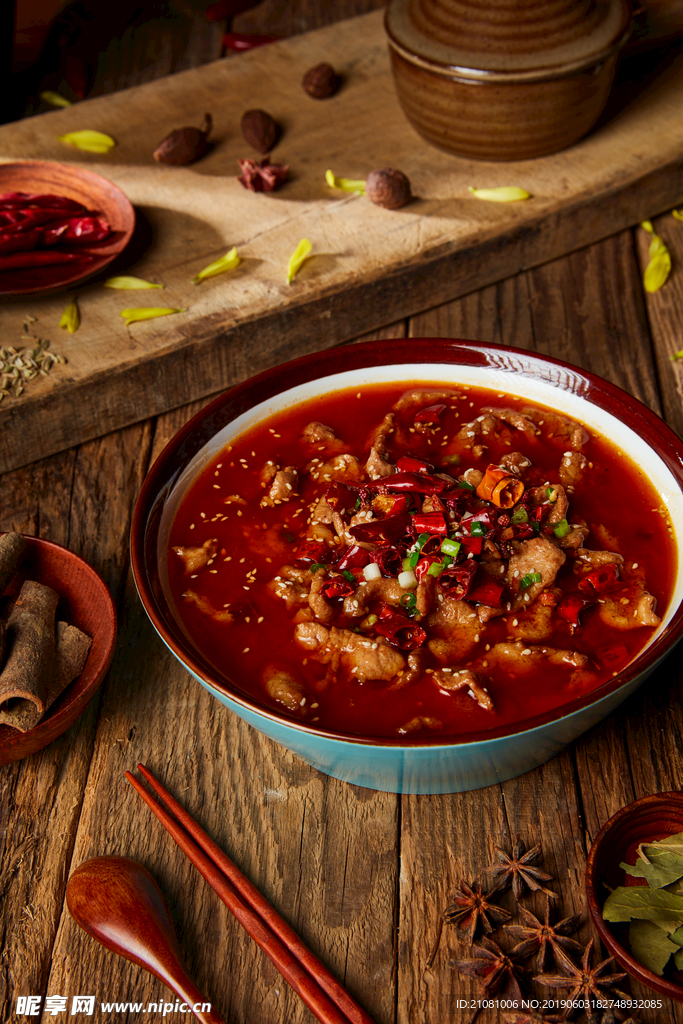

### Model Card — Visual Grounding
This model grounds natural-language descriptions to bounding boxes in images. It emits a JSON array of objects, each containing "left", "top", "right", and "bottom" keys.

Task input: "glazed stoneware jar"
[{"left": 385, "top": 0, "right": 633, "bottom": 160}]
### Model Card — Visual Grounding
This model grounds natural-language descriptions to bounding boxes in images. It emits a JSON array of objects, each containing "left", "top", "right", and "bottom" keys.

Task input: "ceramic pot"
[{"left": 385, "top": 0, "right": 633, "bottom": 160}]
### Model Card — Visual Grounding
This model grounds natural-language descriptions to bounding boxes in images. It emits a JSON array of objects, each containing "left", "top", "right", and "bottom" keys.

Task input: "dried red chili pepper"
[
  {"left": 374, "top": 604, "right": 427, "bottom": 650},
  {"left": 578, "top": 562, "right": 621, "bottom": 595},
  {"left": 412, "top": 511, "right": 447, "bottom": 536},
  {"left": 222, "top": 31, "right": 280, "bottom": 50},
  {"left": 0, "top": 251, "right": 93, "bottom": 269},
  {"left": 368, "top": 471, "right": 446, "bottom": 494},
  {"left": 350, "top": 512, "right": 412, "bottom": 544},
  {"left": 0, "top": 192, "right": 86, "bottom": 211},
  {"left": 468, "top": 575, "right": 505, "bottom": 607},
  {"left": 44, "top": 216, "right": 111, "bottom": 245},
  {"left": 557, "top": 592, "right": 595, "bottom": 633},
  {"left": 414, "top": 403, "right": 447, "bottom": 424},
  {"left": 396, "top": 455, "right": 434, "bottom": 473},
  {"left": 336, "top": 545, "right": 370, "bottom": 570},
  {"left": 320, "top": 578, "right": 354, "bottom": 600},
  {"left": 437, "top": 561, "right": 478, "bottom": 599},
  {"left": 0, "top": 230, "right": 45, "bottom": 255},
  {"left": 369, "top": 546, "right": 403, "bottom": 577}
]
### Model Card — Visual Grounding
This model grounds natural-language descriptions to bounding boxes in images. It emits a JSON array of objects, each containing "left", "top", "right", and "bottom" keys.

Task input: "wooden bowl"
[
  {"left": 0, "top": 535, "right": 117, "bottom": 765},
  {"left": 0, "top": 161, "right": 135, "bottom": 296},
  {"left": 385, "top": 0, "right": 632, "bottom": 160},
  {"left": 585, "top": 792, "right": 683, "bottom": 1001}
]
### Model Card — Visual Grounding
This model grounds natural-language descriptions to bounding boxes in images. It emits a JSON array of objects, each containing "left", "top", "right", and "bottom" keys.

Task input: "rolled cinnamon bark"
[
  {"left": 0, "top": 580, "right": 58, "bottom": 731},
  {"left": 0, "top": 531, "right": 26, "bottom": 593},
  {"left": 0, "top": 619, "right": 92, "bottom": 732}
]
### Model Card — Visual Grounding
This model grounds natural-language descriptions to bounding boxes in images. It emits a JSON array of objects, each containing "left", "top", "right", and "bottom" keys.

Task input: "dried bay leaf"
[
  {"left": 621, "top": 832, "right": 683, "bottom": 888},
  {"left": 603, "top": 885, "right": 683, "bottom": 924},
  {"left": 59, "top": 298, "right": 80, "bottom": 333},
  {"left": 121, "top": 308, "right": 186, "bottom": 326},
  {"left": 193, "top": 247, "right": 240, "bottom": 284},
  {"left": 105, "top": 277, "right": 163, "bottom": 290},
  {"left": 325, "top": 170, "right": 366, "bottom": 194},
  {"left": 629, "top": 919, "right": 679, "bottom": 976},
  {"left": 58, "top": 130, "right": 116, "bottom": 154},
  {"left": 468, "top": 186, "right": 530, "bottom": 202},
  {"left": 286, "top": 239, "right": 312, "bottom": 284}
]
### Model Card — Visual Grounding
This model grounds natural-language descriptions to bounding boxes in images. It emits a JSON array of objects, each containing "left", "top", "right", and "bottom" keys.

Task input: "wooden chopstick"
[{"left": 125, "top": 764, "right": 377, "bottom": 1024}]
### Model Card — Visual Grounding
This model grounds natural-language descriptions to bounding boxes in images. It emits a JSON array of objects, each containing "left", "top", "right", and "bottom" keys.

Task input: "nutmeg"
[
  {"left": 153, "top": 113, "right": 212, "bottom": 166},
  {"left": 302, "top": 63, "right": 340, "bottom": 99},
  {"left": 365, "top": 168, "right": 411, "bottom": 210},
  {"left": 241, "top": 109, "right": 280, "bottom": 154}
]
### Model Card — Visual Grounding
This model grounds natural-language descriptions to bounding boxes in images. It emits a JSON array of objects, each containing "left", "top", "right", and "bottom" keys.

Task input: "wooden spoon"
[{"left": 66, "top": 856, "right": 225, "bottom": 1024}]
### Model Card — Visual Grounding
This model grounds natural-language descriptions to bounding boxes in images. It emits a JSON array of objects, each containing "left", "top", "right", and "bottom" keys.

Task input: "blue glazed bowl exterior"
[{"left": 131, "top": 339, "right": 683, "bottom": 794}]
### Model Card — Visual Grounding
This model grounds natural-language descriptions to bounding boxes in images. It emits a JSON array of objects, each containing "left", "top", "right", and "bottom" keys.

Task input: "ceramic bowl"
[
  {"left": 0, "top": 161, "right": 135, "bottom": 296},
  {"left": 586, "top": 792, "right": 683, "bottom": 1001},
  {"left": 0, "top": 535, "right": 117, "bottom": 765},
  {"left": 384, "top": 0, "right": 632, "bottom": 160},
  {"left": 130, "top": 338, "right": 683, "bottom": 794}
]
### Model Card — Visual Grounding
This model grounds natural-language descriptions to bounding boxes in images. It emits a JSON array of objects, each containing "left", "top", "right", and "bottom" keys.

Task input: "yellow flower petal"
[
  {"left": 41, "top": 91, "right": 72, "bottom": 108},
  {"left": 286, "top": 239, "right": 313, "bottom": 284},
  {"left": 468, "top": 186, "right": 530, "bottom": 202},
  {"left": 121, "top": 307, "right": 186, "bottom": 326},
  {"left": 325, "top": 169, "right": 366, "bottom": 194},
  {"left": 104, "top": 276, "right": 163, "bottom": 290},
  {"left": 192, "top": 247, "right": 241, "bottom": 285},
  {"left": 58, "top": 130, "right": 116, "bottom": 154},
  {"left": 672, "top": 209, "right": 683, "bottom": 222},
  {"left": 670, "top": 349, "right": 683, "bottom": 361},
  {"left": 59, "top": 298, "right": 80, "bottom": 333},
  {"left": 644, "top": 251, "right": 671, "bottom": 293},
  {"left": 649, "top": 234, "right": 668, "bottom": 258},
  {"left": 641, "top": 220, "right": 655, "bottom": 234}
]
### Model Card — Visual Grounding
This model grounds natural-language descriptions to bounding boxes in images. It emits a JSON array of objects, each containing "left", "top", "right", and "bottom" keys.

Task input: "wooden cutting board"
[{"left": 3, "top": 8, "right": 683, "bottom": 473}]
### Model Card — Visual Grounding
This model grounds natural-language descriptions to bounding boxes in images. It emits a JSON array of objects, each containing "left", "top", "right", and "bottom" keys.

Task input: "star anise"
[
  {"left": 452, "top": 935, "right": 527, "bottom": 1003},
  {"left": 443, "top": 878, "right": 511, "bottom": 944},
  {"left": 237, "top": 157, "right": 289, "bottom": 192},
  {"left": 504, "top": 903, "right": 583, "bottom": 972},
  {"left": 484, "top": 835, "right": 557, "bottom": 901},
  {"left": 534, "top": 940, "right": 631, "bottom": 1019}
]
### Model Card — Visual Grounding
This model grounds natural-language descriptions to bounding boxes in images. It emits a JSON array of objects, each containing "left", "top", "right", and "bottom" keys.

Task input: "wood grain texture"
[{"left": 3, "top": 9, "right": 683, "bottom": 471}]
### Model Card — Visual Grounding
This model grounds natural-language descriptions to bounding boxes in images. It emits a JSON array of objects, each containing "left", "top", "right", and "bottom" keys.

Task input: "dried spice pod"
[
  {"left": 153, "top": 114, "right": 213, "bottom": 166},
  {"left": 476, "top": 464, "right": 525, "bottom": 508},
  {"left": 366, "top": 168, "right": 411, "bottom": 209},
  {"left": 302, "top": 62, "right": 340, "bottom": 99},
  {"left": 240, "top": 109, "right": 280, "bottom": 153}
]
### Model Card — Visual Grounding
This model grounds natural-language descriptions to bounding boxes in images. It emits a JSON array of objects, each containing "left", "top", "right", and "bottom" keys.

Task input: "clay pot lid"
[{"left": 385, "top": 0, "right": 632, "bottom": 78}]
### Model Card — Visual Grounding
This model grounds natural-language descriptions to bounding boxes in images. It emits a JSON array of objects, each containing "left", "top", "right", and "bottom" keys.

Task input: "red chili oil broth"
[{"left": 167, "top": 382, "right": 675, "bottom": 740}]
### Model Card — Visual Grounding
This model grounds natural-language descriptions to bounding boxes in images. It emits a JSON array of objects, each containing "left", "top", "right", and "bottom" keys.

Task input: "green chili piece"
[
  {"left": 458, "top": 480, "right": 475, "bottom": 491},
  {"left": 470, "top": 521, "right": 487, "bottom": 537},
  {"left": 440, "top": 538, "right": 461, "bottom": 557},
  {"left": 553, "top": 519, "right": 571, "bottom": 539},
  {"left": 511, "top": 508, "right": 528, "bottom": 524}
]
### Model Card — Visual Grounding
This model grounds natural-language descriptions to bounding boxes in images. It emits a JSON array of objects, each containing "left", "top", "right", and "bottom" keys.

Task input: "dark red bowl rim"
[
  {"left": 585, "top": 792, "right": 683, "bottom": 1001},
  {"left": 130, "top": 337, "right": 683, "bottom": 748}
]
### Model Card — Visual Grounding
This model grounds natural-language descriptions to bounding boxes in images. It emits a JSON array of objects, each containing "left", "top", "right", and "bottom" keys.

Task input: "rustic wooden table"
[{"left": 3, "top": 3, "right": 683, "bottom": 1023}]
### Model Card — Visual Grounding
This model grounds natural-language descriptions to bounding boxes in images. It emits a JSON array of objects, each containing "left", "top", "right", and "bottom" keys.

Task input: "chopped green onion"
[
  {"left": 408, "top": 551, "right": 420, "bottom": 569},
  {"left": 553, "top": 519, "right": 571, "bottom": 539},
  {"left": 309, "top": 563, "right": 326, "bottom": 573},
  {"left": 440, "top": 538, "right": 461, "bottom": 557},
  {"left": 342, "top": 570, "right": 356, "bottom": 583},
  {"left": 546, "top": 487, "right": 555, "bottom": 501},
  {"left": 442, "top": 454, "right": 460, "bottom": 465},
  {"left": 470, "top": 521, "right": 487, "bottom": 537},
  {"left": 427, "top": 561, "right": 446, "bottom": 577},
  {"left": 355, "top": 496, "right": 361, "bottom": 510},
  {"left": 520, "top": 571, "right": 542, "bottom": 589},
  {"left": 441, "top": 554, "right": 454, "bottom": 567},
  {"left": 532, "top": 520, "right": 541, "bottom": 534},
  {"left": 512, "top": 508, "right": 528, "bottom": 524},
  {"left": 400, "top": 592, "right": 417, "bottom": 611},
  {"left": 458, "top": 480, "right": 475, "bottom": 491},
  {"left": 283, "top": 532, "right": 296, "bottom": 543},
  {"left": 417, "top": 532, "right": 431, "bottom": 549}
]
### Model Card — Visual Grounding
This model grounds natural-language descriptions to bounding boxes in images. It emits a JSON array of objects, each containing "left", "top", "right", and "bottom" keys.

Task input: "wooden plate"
[
  {"left": 0, "top": 535, "right": 117, "bottom": 765},
  {"left": 0, "top": 161, "right": 135, "bottom": 296}
]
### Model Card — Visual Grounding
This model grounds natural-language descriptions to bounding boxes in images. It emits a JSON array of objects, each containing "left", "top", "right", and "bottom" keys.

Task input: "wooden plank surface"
[
  {"left": 4, "top": 9, "right": 683, "bottom": 473},
  {"left": 3, "top": 4, "right": 683, "bottom": 1024}
]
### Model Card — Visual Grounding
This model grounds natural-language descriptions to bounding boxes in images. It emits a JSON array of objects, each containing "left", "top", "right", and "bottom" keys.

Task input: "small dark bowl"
[
  {"left": 586, "top": 792, "right": 683, "bottom": 1001},
  {"left": 0, "top": 535, "right": 117, "bottom": 765},
  {"left": 0, "top": 161, "right": 135, "bottom": 296}
]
